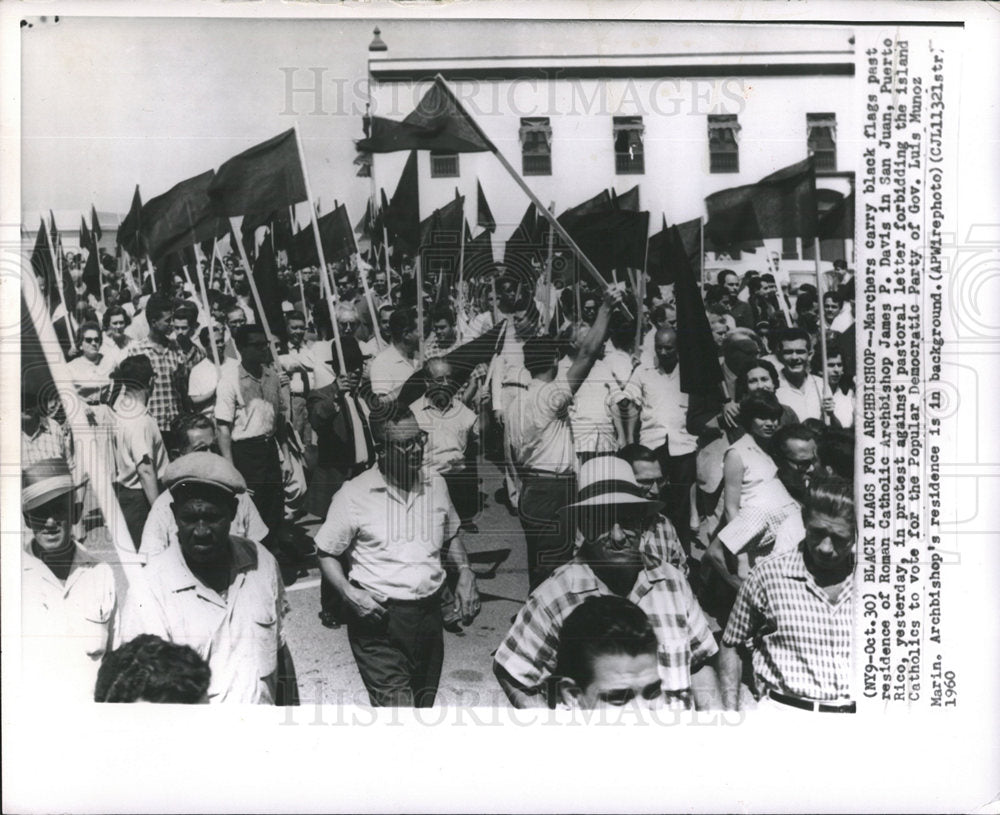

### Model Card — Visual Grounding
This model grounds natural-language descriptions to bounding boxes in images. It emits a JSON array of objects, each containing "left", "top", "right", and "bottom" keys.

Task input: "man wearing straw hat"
[
  {"left": 494, "top": 455, "right": 721, "bottom": 709},
  {"left": 21, "top": 458, "right": 116, "bottom": 703}
]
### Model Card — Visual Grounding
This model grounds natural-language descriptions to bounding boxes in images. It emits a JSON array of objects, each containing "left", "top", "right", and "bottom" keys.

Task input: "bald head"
[
  {"left": 654, "top": 328, "right": 678, "bottom": 373},
  {"left": 425, "top": 357, "right": 453, "bottom": 381}
]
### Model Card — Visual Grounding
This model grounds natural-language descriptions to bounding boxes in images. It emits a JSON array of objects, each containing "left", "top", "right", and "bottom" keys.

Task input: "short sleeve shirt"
[
  {"left": 214, "top": 363, "right": 283, "bottom": 441},
  {"left": 369, "top": 344, "right": 417, "bottom": 396},
  {"left": 110, "top": 405, "right": 168, "bottom": 489},
  {"left": 116, "top": 535, "right": 289, "bottom": 704},
  {"left": 127, "top": 339, "right": 188, "bottom": 431},
  {"left": 411, "top": 395, "right": 478, "bottom": 474},
  {"left": 313, "top": 468, "right": 457, "bottom": 600},
  {"left": 516, "top": 376, "right": 576, "bottom": 474},
  {"left": 494, "top": 559, "right": 718, "bottom": 709},
  {"left": 634, "top": 364, "right": 698, "bottom": 456}
]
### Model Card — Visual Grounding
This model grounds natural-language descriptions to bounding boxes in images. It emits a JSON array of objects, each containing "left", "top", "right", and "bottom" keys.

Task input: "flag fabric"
[
  {"left": 82, "top": 245, "right": 102, "bottom": 299},
  {"left": 117, "top": 186, "right": 146, "bottom": 257},
  {"left": 612, "top": 185, "right": 640, "bottom": 212},
  {"left": 394, "top": 320, "right": 507, "bottom": 409},
  {"left": 251, "top": 230, "right": 287, "bottom": 341},
  {"left": 463, "top": 225, "right": 496, "bottom": 280},
  {"left": 667, "top": 222, "right": 723, "bottom": 395},
  {"left": 418, "top": 196, "right": 465, "bottom": 284},
  {"left": 565, "top": 209, "right": 650, "bottom": 277},
  {"left": 290, "top": 204, "right": 355, "bottom": 268},
  {"left": 817, "top": 190, "right": 854, "bottom": 240},
  {"left": 648, "top": 216, "right": 703, "bottom": 286},
  {"left": 31, "top": 219, "right": 58, "bottom": 310},
  {"left": 142, "top": 170, "right": 226, "bottom": 261},
  {"left": 90, "top": 206, "right": 103, "bottom": 242},
  {"left": 503, "top": 202, "right": 547, "bottom": 274},
  {"left": 80, "top": 217, "right": 92, "bottom": 253},
  {"left": 476, "top": 180, "right": 495, "bottom": 233},
  {"left": 558, "top": 189, "right": 613, "bottom": 232},
  {"left": 208, "top": 129, "right": 307, "bottom": 218},
  {"left": 48, "top": 213, "right": 78, "bottom": 319},
  {"left": 355, "top": 78, "right": 494, "bottom": 154},
  {"left": 705, "top": 156, "right": 817, "bottom": 248},
  {"left": 385, "top": 151, "right": 420, "bottom": 258}
]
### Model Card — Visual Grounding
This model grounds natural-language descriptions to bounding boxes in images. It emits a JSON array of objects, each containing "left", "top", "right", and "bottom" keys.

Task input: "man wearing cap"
[
  {"left": 116, "top": 452, "right": 294, "bottom": 704},
  {"left": 720, "top": 477, "right": 856, "bottom": 713},
  {"left": 21, "top": 458, "right": 116, "bottom": 703},
  {"left": 494, "top": 456, "right": 721, "bottom": 710},
  {"left": 313, "top": 408, "right": 480, "bottom": 707},
  {"left": 139, "top": 412, "right": 269, "bottom": 556}
]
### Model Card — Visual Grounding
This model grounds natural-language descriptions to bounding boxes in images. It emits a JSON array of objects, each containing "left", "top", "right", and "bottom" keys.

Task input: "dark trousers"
[
  {"left": 115, "top": 486, "right": 150, "bottom": 552},
  {"left": 654, "top": 446, "right": 698, "bottom": 554},
  {"left": 347, "top": 591, "right": 444, "bottom": 707},
  {"left": 232, "top": 436, "right": 284, "bottom": 553},
  {"left": 518, "top": 471, "right": 578, "bottom": 592},
  {"left": 443, "top": 465, "right": 480, "bottom": 524}
]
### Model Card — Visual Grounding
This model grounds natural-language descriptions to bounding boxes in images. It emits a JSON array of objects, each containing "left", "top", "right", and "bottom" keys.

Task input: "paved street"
[{"left": 284, "top": 462, "right": 527, "bottom": 708}]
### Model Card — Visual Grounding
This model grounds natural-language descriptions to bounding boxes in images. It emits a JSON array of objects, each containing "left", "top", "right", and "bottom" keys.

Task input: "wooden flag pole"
[
  {"left": 42, "top": 213, "right": 75, "bottom": 347},
  {"left": 192, "top": 245, "right": 222, "bottom": 375},
  {"left": 637, "top": 240, "right": 649, "bottom": 354},
  {"left": 228, "top": 217, "right": 282, "bottom": 366},
  {"left": 456, "top": 222, "right": 467, "bottom": 340},
  {"left": 358, "top": 260, "right": 385, "bottom": 352},
  {"left": 699, "top": 217, "right": 705, "bottom": 296},
  {"left": 767, "top": 249, "right": 794, "bottom": 327},
  {"left": 293, "top": 125, "right": 346, "bottom": 375},
  {"left": 415, "top": 254, "right": 426, "bottom": 368},
  {"left": 814, "top": 237, "right": 831, "bottom": 426},
  {"left": 542, "top": 201, "right": 555, "bottom": 330},
  {"left": 296, "top": 269, "right": 309, "bottom": 324}
]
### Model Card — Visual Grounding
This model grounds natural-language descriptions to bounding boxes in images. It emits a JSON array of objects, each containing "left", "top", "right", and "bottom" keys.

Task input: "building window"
[
  {"left": 520, "top": 117, "right": 552, "bottom": 176},
  {"left": 807, "top": 113, "right": 837, "bottom": 172},
  {"left": 613, "top": 116, "right": 645, "bottom": 175},
  {"left": 708, "top": 115, "right": 741, "bottom": 173},
  {"left": 430, "top": 151, "right": 459, "bottom": 178},
  {"left": 781, "top": 236, "right": 800, "bottom": 260}
]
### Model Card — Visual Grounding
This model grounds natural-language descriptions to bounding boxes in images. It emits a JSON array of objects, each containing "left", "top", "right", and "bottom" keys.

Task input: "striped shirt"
[
  {"left": 494, "top": 558, "right": 717, "bottom": 709},
  {"left": 722, "top": 546, "right": 854, "bottom": 701}
]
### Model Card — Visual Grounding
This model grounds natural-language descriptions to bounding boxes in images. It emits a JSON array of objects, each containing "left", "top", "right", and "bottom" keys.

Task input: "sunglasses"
[
  {"left": 578, "top": 507, "right": 648, "bottom": 541},
  {"left": 385, "top": 431, "right": 428, "bottom": 453},
  {"left": 81, "top": 336, "right": 100, "bottom": 344}
]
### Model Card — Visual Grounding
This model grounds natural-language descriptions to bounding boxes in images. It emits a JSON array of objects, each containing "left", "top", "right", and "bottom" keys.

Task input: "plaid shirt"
[
  {"left": 722, "top": 546, "right": 854, "bottom": 701},
  {"left": 494, "top": 558, "right": 718, "bottom": 710},
  {"left": 22, "top": 417, "right": 73, "bottom": 467},
  {"left": 127, "top": 339, "right": 190, "bottom": 432}
]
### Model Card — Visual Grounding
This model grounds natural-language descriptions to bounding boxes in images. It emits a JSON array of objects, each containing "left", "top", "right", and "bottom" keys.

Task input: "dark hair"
[
  {"left": 716, "top": 269, "right": 737, "bottom": 285},
  {"left": 555, "top": 596, "right": 658, "bottom": 690},
  {"left": 430, "top": 305, "right": 455, "bottom": 325},
  {"left": 803, "top": 475, "right": 855, "bottom": 527},
  {"left": 773, "top": 422, "right": 818, "bottom": 452},
  {"left": 102, "top": 306, "right": 131, "bottom": 331},
  {"left": 94, "top": 635, "right": 211, "bottom": 703},
  {"left": 173, "top": 300, "right": 199, "bottom": 325},
  {"left": 233, "top": 324, "right": 266, "bottom": 349},
  {"left": 388, "top": 307, "right": 417, "bottom": 341},
  {"left": 522, "top": 336, "right": 561, "bottom": 377},
  {"left": 822, "top": 289, "right": 841, "bottom": 306},
  {"left": 773, "top": 327, "right": 812, "bottom": 355},
  {"left": 169, "top": 411, "right": 215, "bottom": 454},
  {"left": 795, "top": 290, "right": 818, "bottom": 315},
  {"left": 739, "top": 390, "right": 784, "bottom": 428},
  {"left": 285, "top": 310, "right": 306, "bottom": 326},
  {"left": 735, "top": 358, "right": 780, "bottom": 401},
  {"left": 78, "top": 320, "right": 102, "bottom": 342},
  {"left": 112, "top": 354, "right": 154, "bottom": 389},
  {"left": 144, "top": 293, "right": 175, "bottom": 324},
  {"left": 818, "top": 427, "right": 855, "bottom": 479},
  {"left": 760, "top": 273, "right": 776, "bottom": 284},
  {"left": 617, "top": 444, "right": 658, "bottom": 466},
  {"left": 369, "top": 405, "right": 416, "bottom": 446}
]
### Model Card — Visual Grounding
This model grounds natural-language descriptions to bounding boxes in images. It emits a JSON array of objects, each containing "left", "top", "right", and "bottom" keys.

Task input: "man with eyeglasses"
[
  {"left": 139, "top": 412, "right": 269, "bottom": 556},
  {"left": 314, "top": 407, "right": 480, "bottom": 707},
  {"left": 494, "top": 456, "right": 721, "bottom": 710},
  {"left": 21, "top": 458, "right": 116, "bottom": 703}
]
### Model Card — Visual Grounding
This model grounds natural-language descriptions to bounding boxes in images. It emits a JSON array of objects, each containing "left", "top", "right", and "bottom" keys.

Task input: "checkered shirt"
[
  {"left": 641, "top": 514, "right": 689, "bottom": 578},
  {"left": 722, "top": 546, "right": 854, "bottom": 701},
  {"left": 127, "top": 339, "right": 189, "bottom": 432},
  {"left": 22, "top": 417, "right": 73, "bottom": 467},
  {"left": 494, "top": 558, "right": 718, "bottom": 710}
]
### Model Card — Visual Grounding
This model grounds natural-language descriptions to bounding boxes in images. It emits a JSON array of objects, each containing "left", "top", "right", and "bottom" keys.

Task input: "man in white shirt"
[
  {"left": 369, "top": 307, "right": 419, "bottom": 397},
  {"left": 773, "top": 328, "right": 831, "bottom": 423},
  {"left": 314, "top": 408, "right": 480, "bottom": 706},
  {"left": 633, "top": 327, "right": 700, "bottom": 552},
  {"left": 277, "top": 310, "right": 314, "bottom": 447},
  {"left": 515, "top": 287, "right": 624, "bottom": 591}
]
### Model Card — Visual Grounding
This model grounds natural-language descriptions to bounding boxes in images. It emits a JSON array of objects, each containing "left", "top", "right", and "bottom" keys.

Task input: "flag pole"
[
  {"left": 415, "top": 254, "right": 426, "bottom": 368},
  {"left": 227, "top": 217, "right": 282, "bottom": 365},
  {"left": 430, "top": 75, "right": 630, "bottom": 319},
  {"left": 699, "top": 217, "right": 705, "bottom": 296},
  {"left": 456, "top": 222, "right": 467, "bottom": 341},
  {"left": 91, "top": 222, "right": 106, "bottom": 308},
  {"left": 192, "top": 245, "right": 222, "bottom": 375},
  {"left": 767, "top": 250, "right": 794, "bottom": 328},
  {"left": 542, "top": 201, "right": 555, "bottom": 331},
  {"left": 42, "top": 213, "right": 75, "bottom": 347},
  {"left": 296, "top": 268, "right": 309, "bottom": 325},
  {"left": 636, "top": 243, "right": 649, "bottom": 354},
  {"left": 357, "top": 262, "right": 385, "bottom": 352},
  {"left": 814, "top": 237, "right": 831, "bottom": 426},
  {"left": 293, "top": 124, "right": 347, "bottom": 375}
]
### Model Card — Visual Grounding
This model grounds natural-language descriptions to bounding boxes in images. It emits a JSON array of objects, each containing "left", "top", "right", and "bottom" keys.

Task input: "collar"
[
  {"left": 161, "top": 535, "right": 259, "bottom": 596},
  {"left": 368, "top": 466, "right": 428, "bottom": 505},
  {"left": 23, "top": 540, "right": 97, "bottom": 590},
  {"left": 23, "top": 417, "right": 54, "bottom": 441},
  {"left": 779, "top": 546, "right": 854, "bottom": 600}
]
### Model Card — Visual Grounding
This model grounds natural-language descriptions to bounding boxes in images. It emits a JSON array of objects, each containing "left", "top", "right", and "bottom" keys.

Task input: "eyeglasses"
[
  {"left": 26, "top": 500, "right": 73, "bottom": 526},
  {"left": 81, "top": 336, "right": 100, "bottom": 344},
  {"left": 578, "top": 508, "right": 648, "bottom": 541},
  {"left": 386, "top": 431, "right": 428, "bottom": 453}
]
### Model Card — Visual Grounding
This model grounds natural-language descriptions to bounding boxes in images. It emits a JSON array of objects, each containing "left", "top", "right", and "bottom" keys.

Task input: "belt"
[
  {"left": 350, "top": 580, "right": 442, "bottom": 607},
  {"left": 232, "top": 434, "right": 275, "bottom": 445},
  {"left": 521, "top": 468, "right": 575, "bottom": 479},
  {"left": 502, "top": 382, "right": 529, "bottom": 390},
  {"left": 767, "top": 690, "right": 856, "bottom": 713}
]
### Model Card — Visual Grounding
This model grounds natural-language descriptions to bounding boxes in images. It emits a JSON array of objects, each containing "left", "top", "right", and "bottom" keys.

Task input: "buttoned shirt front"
[
  {"left": 313, "top": 467, "right": 457, "bottom": 601},
  {"left": 494, "top": 558, "right": 717, "bottom": 709},
  {"left": 776, "top": 369, "right": 826, "bottom": 423},
  {"left": 411, "top": 395, "right": 478, "bottom": 475},
  {"left": 369, "top": 343, "right": 417, "bottom": 396},
  {"left": 279, "top": 341, "right": 314, "bottom": 396},
  {"left": 67, "top": 353, "right": 116, "bottom": 403},
  {"left": 140, "top": 490, "right": 270, "bottom": 556},
  {"left": 634, "top": 364, "right": 698, "bottom": 455},
  {"left": 127, "top": 338, "right": 189, "bottom": 431},
  {"left": 116, "top": 535, "right": 288, "bottom": 704},
  {"left": 722, "top": 546, "right": 854, "bottom": 701},
  {"left": 215, "top": 363, "right": 283, "bottom": 441},
  {"left": 22, "top": 542, "right": 116, "bottom": 703}
]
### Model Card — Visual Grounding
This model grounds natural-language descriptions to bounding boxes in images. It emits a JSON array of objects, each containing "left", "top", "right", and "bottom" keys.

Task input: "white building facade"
[{"left": 366, "top": 24, "right": 856, "bottom": 282}]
